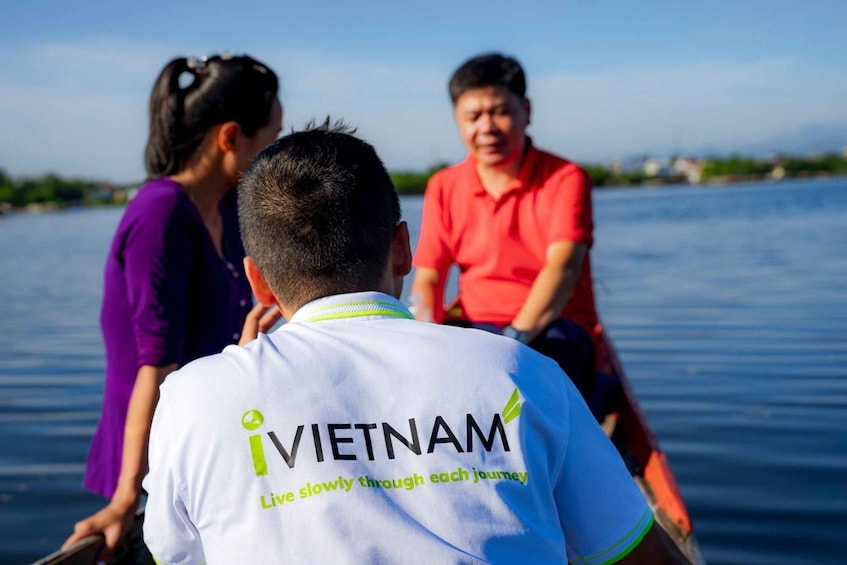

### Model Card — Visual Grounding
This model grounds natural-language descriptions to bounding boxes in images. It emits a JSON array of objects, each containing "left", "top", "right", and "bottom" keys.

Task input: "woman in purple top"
[{"left": 64, "top": 54, "right": 283, "bottom": 558}]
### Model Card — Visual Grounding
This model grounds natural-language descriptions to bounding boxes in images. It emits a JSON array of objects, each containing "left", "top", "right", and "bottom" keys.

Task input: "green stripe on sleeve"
[{"left": 571, "top": 509, "right": 655, "bottom": 565}]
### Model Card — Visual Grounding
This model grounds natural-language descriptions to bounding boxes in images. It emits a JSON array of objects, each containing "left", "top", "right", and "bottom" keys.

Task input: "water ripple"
[{"left": 2, "top": 182, "right": 847, "bottom": 562}]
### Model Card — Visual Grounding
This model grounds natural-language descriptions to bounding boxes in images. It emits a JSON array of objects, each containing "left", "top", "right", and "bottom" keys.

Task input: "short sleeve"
[
  {"left": 546, "top": 166, "right": 593, "bottom": 247},
  {"left": 555, "top": 385, "right": 653, "bottom": 564},
  {"left": 143, "top": 384, "right": 206, "bottom": 565},
  {"left": 412, "top": 175, "right": 454, "bottom": 274},
  {"left": 122, "top": 193, "right": 195, "bottom": 366}
]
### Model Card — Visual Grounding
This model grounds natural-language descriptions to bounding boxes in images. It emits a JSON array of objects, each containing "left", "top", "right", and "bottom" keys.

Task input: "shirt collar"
[
  {"left": 289, "top": 291, "right": 414, "bottom": 324},
  {"left": 468, "top": 137, "right": 539, "bottom": 200}
]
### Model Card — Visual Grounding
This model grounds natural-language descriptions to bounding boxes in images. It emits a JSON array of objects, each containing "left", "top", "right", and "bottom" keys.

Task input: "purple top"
[{"left": 84, "top": 178, "right": 252, "bottom": 498}]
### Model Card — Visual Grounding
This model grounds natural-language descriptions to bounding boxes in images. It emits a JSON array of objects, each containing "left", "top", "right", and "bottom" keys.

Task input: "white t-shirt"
[{"left": 143, "top": 292, "right": 651, "bottom": 564}]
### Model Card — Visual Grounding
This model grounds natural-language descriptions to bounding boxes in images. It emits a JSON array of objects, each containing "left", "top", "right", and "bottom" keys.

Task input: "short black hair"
[
  {"left": 448, "top": 53, "right": 526, "bottom": 105},
  {"left": 238, "top": 120, "right": 402, "bottom": 308}
]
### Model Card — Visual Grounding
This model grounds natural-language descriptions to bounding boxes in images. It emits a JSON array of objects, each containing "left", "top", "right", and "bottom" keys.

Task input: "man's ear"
[
  {"left": 244, "top": 257, "right": 277, "bottom": 307},
  {"left": 523, "top": 97, "right": 531, "bottom": 128},
  {"left": 217, "top": 121, "right": 241, "bottom": 153},
  {"left": 392, "top": 221, "right": 413, "bottom": 277}
]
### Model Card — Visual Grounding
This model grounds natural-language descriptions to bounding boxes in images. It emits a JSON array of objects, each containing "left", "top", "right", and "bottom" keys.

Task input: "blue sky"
[{"left": 1, "top": 0, "right": 845, "bottom": 182}]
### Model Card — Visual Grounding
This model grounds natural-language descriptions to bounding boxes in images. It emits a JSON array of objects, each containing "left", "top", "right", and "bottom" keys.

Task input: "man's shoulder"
[
  {"left": 531, "top": 147, "right": 589, "bottom": 183},
  {"left": 160, "top": 343, "right": 250, "bottom": 398},
  {"left": 130, "top": 178, "right": 189, "bottom": 210},
  {"left": 427, "top": 159, "right": 474, "bottom": 190},
  {"left": 120, "top": 178, "right": 193, "bottom": 231}
]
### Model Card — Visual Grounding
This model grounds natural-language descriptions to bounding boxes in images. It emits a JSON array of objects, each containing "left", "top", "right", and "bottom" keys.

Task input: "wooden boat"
[
  {"left": 32, "top": 536, "right": 103, "bottom": 565},
  {"left": 32, "top": 509, "right": 145, "bottom": 565},
  {"left": 595, "top": 328, "right": 705, "bottom": 564},
  {"left": 35, "top": 327, "right": 703, "bottom": 564}
]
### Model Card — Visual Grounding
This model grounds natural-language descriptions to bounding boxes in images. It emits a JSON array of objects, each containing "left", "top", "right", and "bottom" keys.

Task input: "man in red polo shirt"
[{"left": 412, "top": 53, "right": 599, "bottom": 400}]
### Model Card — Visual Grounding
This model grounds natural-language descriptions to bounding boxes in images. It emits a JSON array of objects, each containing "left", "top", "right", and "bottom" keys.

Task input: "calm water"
[{"left": 1, "top": 178, "right": 846, "bottom": 563}]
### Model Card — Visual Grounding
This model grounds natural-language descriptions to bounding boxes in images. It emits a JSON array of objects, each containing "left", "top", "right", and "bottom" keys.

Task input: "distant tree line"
[
  {"left": 393, "top": 152, "right": 847, "bottom": 192},
  {"left": 391, "top": 162, "right": 658, "bottom": 192},
  {"left": 2, "top": 152, "right": 846, "bottom": 209},
  {"left": 582, "top": 165, "right": 650, "bottom": 187},
  {"left": 775, "top": 154, "right": 847, "bottom": 177},
  {"left": 390, "top": 163, "right": 450, "bottom": 195},
  {"left": 699, "top": 157, "right": 773, "bottom": 180},
  {"left": 697, "top": 153, "right": 847, "bottom": 184},
  {"left": 0, "top": 168, "right": 128, "bottom": 209}
]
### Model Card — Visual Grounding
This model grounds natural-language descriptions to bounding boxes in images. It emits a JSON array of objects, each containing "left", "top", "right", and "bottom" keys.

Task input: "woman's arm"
[{"left": 63, "top": 364, "right": 176, "bottom": 562}]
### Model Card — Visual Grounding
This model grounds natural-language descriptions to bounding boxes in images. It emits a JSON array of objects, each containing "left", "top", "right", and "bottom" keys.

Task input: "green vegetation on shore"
[
  {"left": 2, "top": 152, "right": 846, "bottom": 210},
  {"left": 0, "top": 168, "right": 131, "bottom": 211},
  {"left": 393, "top": 152, "right": 847, "bottom": 191},
  {"left": 587, "top": 152, "right": 847, "bottom": 187},
  {"left": 390, "top": 163, "right": 450, "bottom": 195}
]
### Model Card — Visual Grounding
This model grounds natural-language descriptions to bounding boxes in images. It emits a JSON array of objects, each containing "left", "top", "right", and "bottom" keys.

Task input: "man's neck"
[
  {"left": 475, "top": 162, "right": 521, "bottom": 200},
  {"left": 474, "top": 139, "right": 529, "bottom": 200}
]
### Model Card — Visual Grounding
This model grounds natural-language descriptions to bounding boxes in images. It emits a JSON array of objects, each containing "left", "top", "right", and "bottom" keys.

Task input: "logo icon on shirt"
[
  {"left": 243, "top": 409, "right": 265, "bottom": 431},
  {"left": 502, "top": 388, "right": 521, "bottom": 424},
  {"left": 243, "top": 409, "right": 269, "bottom": 476}
]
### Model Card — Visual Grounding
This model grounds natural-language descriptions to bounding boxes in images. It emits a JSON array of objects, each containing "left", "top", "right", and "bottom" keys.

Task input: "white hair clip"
[{"left": 186, "top": 56, "right": 208, "bottom": 71}]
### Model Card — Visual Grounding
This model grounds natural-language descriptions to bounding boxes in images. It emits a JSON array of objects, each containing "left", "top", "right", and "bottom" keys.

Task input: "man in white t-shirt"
[{"left": 143, "top": 123, "right": 688, "bottom": 564}]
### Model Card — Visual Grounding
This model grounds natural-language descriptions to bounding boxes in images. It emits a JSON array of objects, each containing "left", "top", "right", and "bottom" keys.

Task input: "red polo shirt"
[{"left": 414, "top": 143, "right": 599, "bottom": 338}]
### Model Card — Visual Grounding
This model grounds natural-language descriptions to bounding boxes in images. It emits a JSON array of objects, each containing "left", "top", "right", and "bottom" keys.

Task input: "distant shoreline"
[
  {"left": 4, "top": 151, "right": 847, "bottom": 206},
  {"left": 2, "top": 173, "right": 844, "bottom": 217},
  {"left": 595, "top": 170, "right": 847, "bottom": 190}
]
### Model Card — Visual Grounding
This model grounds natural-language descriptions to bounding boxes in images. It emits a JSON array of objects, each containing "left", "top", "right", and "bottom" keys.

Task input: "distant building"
[
  {"left": 608, "top": 159, "right": 624, "bottom": 177},
  {"left": 770, "top": 165, "right": 786, "bottom": 181},
  {"left": 610, "top": 156, "right": 649, "bottom": 175},
  {"left": 90, "top": 182, "right": 116, "bottom": 203},
  {"left": 672, "top": 157, "right": 703, "bottom": 184},
  {"left": 643, "top": 157, "right": 673, "bottom": 178}
]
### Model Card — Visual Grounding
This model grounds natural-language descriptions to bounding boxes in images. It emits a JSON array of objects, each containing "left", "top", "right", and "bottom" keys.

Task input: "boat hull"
[{"left": 598, "top": 330, "right": 705, "bottom": 564}]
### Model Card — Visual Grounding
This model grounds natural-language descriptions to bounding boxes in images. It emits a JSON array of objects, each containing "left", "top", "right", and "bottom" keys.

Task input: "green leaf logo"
[{"left": 502, "top": 388, "right": 521, "bottom": 424}]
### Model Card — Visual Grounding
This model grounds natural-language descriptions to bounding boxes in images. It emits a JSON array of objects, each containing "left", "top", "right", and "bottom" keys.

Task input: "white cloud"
[
  {"left": 530, "top": 58, "right": 847, "bottom": 161},
  {"left": 0, "top": 40, "right": 463, "bottom": 180},
  {"left": 1, "top": 40, "right": 846, "bottom": 181},
  {"left": 0, "top": 39, "right": 181, "bottom": 181},
  {"left": 259, "top": 50, "right": 464, "bottom": 169}
]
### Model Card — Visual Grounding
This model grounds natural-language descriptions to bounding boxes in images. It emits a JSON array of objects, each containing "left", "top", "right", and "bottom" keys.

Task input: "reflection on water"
[{"left": 1, "top": 178, "right": 846, "bottom": 563}]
